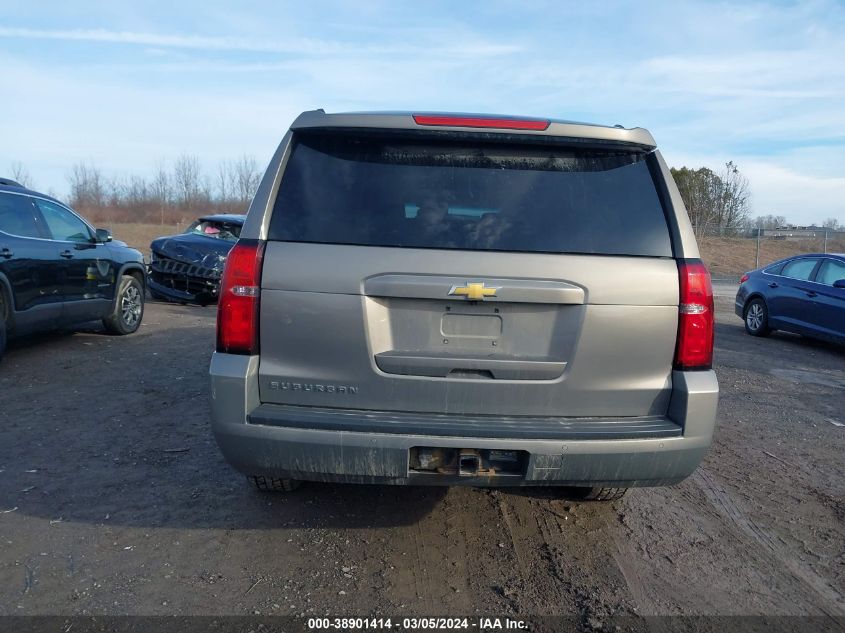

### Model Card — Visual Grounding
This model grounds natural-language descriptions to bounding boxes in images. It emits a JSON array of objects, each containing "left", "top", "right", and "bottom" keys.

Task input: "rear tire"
[
  {"left": 744, "top": 298, "right": 771, "bottom": 337},
  {"left": 571, "top": 486, "right": 628, "bottom": 501},
  {"left": 103, "top": 275, "right": 145, "bottom": 335},
  {"left": 249, "top": 476, "right": 301, "bottom": 492}
]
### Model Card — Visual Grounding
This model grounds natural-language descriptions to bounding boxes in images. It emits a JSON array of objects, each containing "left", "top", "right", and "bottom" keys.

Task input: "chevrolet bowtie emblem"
[{"left": 448, "top": 282, "right": 499, "bottom": 300}]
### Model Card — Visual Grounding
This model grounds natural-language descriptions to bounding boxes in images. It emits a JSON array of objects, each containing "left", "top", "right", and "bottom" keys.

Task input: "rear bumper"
[
  {"left": 209, "top": 354, "right": 718, "bottom": 487},
  {"left": 735, "top": 286, "right": 750, "bottom": 318}
]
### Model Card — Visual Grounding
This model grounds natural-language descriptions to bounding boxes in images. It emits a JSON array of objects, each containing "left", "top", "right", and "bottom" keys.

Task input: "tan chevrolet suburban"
[{"left": 209, "top": 110, "right": 718, "bottom": 500}]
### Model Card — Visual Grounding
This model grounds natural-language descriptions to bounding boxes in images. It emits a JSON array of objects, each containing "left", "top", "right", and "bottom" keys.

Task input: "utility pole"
[
  {"left": 755, "top": 227, "right": 761, "bottom": 269},
  {"left": 823, "top": 230, "right": 828, "bottom": 254}
]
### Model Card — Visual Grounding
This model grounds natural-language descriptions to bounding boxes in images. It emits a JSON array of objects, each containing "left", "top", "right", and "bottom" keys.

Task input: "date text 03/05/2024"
[{"left": 306, "top": 617, "right": 529, "bottom": 630}]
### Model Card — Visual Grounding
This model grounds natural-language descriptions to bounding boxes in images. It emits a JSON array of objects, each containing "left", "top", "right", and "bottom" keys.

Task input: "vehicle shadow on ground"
[
  {"left": 4, "top": 316, "right": 170, "bottom": 352},
  {"left": 4, "top": 329, "right": 77, "bottom": 354},
  {"left": 2, "top": 470, "right": 449, "bottom": 531},
  {"left": 499, "top": 487, "right": 616, "bottom": 502}
]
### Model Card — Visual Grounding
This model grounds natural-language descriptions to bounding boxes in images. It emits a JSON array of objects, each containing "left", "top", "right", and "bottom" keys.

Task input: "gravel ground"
[{"left": 0, "top": 295, "right": 843, "bottom": 626}]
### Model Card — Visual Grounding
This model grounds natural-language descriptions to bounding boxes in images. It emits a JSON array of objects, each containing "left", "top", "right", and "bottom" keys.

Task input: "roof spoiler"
[{"left": 289, "top": 110, "right": 657, "bottom": 150}]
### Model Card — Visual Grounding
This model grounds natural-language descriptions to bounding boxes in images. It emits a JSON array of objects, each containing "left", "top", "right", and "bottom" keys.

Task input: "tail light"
[
  {"left": 739, "top": 273, "right": 749, "bottom": 284},
  {"left": 216, "top": 240, "right": 265, "bottom": 355},
  {"left": 674, "top": 259, "right": 714, "bottom": 371}
]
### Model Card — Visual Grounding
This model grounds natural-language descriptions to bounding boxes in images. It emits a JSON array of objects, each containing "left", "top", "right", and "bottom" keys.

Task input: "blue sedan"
[{"left": 735, "top": 253, "right": 845, "bottom": 345}]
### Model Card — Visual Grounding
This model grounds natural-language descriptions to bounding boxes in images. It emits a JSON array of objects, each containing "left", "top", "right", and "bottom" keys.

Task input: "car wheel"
[
  {"left": 103, "top": 275, "right": 145, "bottom": 335},
  {"left": 744, "top": 298, "right": 771, "bottom": 337},
  {"left": 568, "top": 486, "right": 628, "bottom": 501},
  {"left": 249, "top": 475, "right": 301, "bottom": 492}
]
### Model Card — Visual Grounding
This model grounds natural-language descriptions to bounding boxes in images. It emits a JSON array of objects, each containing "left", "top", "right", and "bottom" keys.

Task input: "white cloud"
[
  {"left": 741, "top": 161, "right": 845, "bottom": 224},
  {"left": 0, "top": 26, "right": 521, "bottom": 57}
]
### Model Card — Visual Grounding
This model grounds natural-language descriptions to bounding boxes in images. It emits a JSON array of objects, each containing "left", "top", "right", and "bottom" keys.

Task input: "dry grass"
[
  {"left": 699, "top": 236, "right": 845, "bottom": 278},
  {"left": 105, "top": 221, "right": 845, "bottom": 277},
  {"left": 108, "top": 222, "right": 187, "bottom": 257}
]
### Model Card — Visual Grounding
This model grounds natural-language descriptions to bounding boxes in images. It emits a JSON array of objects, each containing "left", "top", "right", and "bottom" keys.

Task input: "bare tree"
[
  {"left": 713, "top": 161, "right": 751, "bottom": 233},
  {"left": 151, "top": 161, "right": 171, "bottom": 224},
  {"left": 124, "top": 175, "right": 150, "bottom": 207},
  {"left": 104, "top": 174, "right": 123, "bottom": 209},
  {"left": 233, "top": 155, "right": 261, "bottom": 207},
  {"left": 671, "top": 166, "right": 718, "bottom": 237},
  {"left": 172, "top": 154, "right": 204, "bottom": 211},
  {"left": 42, "top": 154, "right": 262, "bottom": 225},
  {"left": 67, "top": 162, "right": 105, "bottom": 211},
  {"left": 822, "top": 218, "right": 842, "bottom": 230},
  {"left": 10, "top": 161, "right": 33, "bottom": 188},
  {"left": 200, "top": 173, "right": 214, "bottom": 209},
  {"left": 754, "top": 214, "right": 787, "bottom": 230},
  {"left": 671, "top": 162, "right": 751, "bottom": 237},
  {"left": 215, "top": 156, "right": 259, "bottom": 212},
  {"left": 151, "top": 161, "right": 171, "bottom": 204},
  {"left": 217, "top": 161, "right": 233, "bottom": 205}
]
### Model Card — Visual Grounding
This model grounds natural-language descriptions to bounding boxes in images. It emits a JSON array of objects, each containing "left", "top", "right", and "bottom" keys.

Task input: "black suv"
[{"left": 0, "top": 178, "right": 146, "bottom": 360}]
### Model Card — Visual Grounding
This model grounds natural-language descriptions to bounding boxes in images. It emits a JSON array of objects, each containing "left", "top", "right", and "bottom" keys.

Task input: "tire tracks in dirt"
[
  {"left": 379, "top": 487, "right": 504, "bottom": 614},
  {"left": 490, "top": 490, "right": 641, "bottom": 625},
  {"left": 693, "top": 468, "right": 845, "bottom": 617}
]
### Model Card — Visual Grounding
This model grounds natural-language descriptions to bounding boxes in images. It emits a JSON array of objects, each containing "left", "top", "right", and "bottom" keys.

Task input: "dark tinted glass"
[
  {"left": 0, "top": 193, "right": 40, "bottom": 238},
  {"left": 269, "top": 133, "right": 672, "bottom": 257}
]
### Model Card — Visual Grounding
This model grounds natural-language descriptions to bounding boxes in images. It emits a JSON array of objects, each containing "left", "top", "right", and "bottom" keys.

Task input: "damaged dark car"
[{"left": 148, "top": 214, "right": 245, "bottom": 306}]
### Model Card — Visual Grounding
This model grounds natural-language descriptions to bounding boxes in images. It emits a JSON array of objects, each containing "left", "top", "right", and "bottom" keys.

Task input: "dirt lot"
[{"left": 0, "top": 294, "right": 843, "bottom": 626}]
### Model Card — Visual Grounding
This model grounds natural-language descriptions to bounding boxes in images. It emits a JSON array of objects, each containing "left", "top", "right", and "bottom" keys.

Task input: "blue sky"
[{"left": 1, "top": 0, "right": 843, "bottom": 225}]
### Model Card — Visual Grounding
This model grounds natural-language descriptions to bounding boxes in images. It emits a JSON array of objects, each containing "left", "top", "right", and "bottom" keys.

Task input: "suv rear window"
[{"left": 268, "top": 133, "right": 672, "bottom": 257}]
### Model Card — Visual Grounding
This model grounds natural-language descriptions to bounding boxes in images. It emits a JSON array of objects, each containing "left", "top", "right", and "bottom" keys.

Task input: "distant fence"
[
  {"left": 691, "top": 227, "right": 845, "bottom": 278},
  {"left": 693, "top": 225, "right": 844, "bottom": 244}
]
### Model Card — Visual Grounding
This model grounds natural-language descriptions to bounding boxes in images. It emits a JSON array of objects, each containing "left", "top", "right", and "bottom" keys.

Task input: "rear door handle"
[
  {"left": 60, "top": 250, "right": 74, "bottom": 259},
  {"left": 0, "top": 247, "right": 12, "bottom": 259},
  {"left": 768, "top": 282, "right": 778, "bottom": 288},
  {"left": 805, "top": 290, "right": 818, "bottom": 298}
]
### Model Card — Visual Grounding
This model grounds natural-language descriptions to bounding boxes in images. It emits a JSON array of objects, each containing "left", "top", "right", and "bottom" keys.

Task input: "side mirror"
[
  {"left": 95, "top": 228, "right": 112, "bottom": 243},
  {"left": 833, "top": 279, "right": 845, "bottom": 289}
]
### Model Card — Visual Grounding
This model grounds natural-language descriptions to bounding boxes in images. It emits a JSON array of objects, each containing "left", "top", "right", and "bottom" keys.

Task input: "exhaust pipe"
[{"left": 458, "top": 449, "right": 481, "bottom": 476}]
